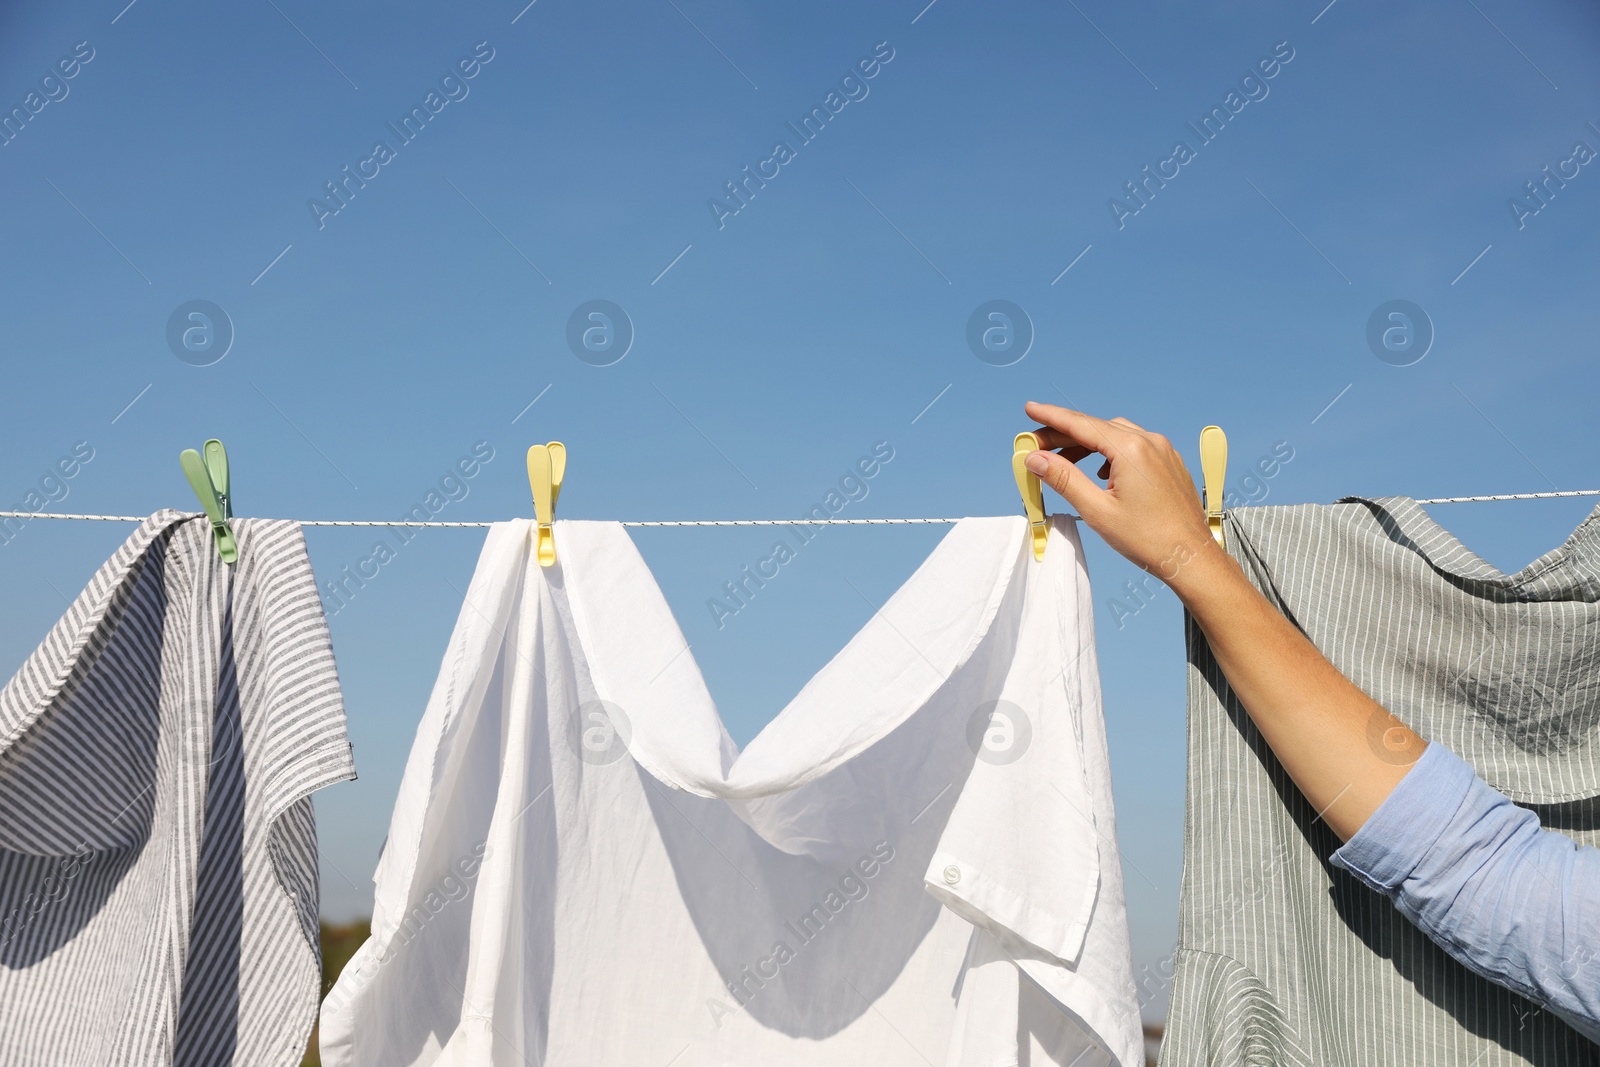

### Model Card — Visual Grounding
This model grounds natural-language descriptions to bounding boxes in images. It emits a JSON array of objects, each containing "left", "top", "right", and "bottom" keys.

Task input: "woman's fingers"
[
  {"left": 1021, "top": 402, "right": 1218, "bottom": 575},
  {"left": 1024, "top": 449, "right": 1112, "bottom": 523},
  {"left": 1024, "top": 402, "right": 1129, "bottom": 458},
  {"left": 1024, "top": 403, "right": 1135, "bottom": 495},
  {"left": 1031, "top": 433, "right": 1095, "bottom": 464},
  {"left": 1029, "top": 427, "right": 1089, "bottom": 455}
]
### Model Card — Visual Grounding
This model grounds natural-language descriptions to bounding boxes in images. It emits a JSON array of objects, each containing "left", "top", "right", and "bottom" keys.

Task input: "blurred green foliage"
[{"left": 301, "top": 919, "right": 371, "bottom": 1067}]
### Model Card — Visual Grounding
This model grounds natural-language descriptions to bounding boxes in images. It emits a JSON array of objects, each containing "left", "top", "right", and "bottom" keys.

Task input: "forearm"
[{"left": 1171, "top": 542, "right": 1421, "bottom": 841}]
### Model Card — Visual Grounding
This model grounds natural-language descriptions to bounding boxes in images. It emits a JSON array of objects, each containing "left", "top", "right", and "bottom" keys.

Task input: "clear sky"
[{"left": 2, "top": 0, "right": 1598, "bottom": 1026}]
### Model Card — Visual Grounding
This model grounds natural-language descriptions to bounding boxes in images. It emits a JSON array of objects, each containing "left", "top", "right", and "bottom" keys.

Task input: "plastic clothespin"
[
  {"left": 180, "top": 439, "right": 239, "bottom": 564},
  {"left": 1199, "top": 425, "right": 1228, "bottom": 549},
  {"left": 527, "top": 442, "right": 567, "bottom": 567},
  {"left": 1011, "top": 431, "right": 1048, "bottom": 561}
]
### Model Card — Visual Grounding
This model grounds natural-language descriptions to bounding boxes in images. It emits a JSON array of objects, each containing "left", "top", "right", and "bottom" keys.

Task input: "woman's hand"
[
  {"left": 1023, "top": 399, "right": 1424, "bottom": 842},
  {"left": 1022, "top": 401, "right": 1220, "bottom": 591}
]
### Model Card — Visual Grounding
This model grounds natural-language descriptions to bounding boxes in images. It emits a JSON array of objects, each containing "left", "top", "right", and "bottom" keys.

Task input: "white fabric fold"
[{"left": 321, "top": 515, "right": 1140, "bottom": 1067}]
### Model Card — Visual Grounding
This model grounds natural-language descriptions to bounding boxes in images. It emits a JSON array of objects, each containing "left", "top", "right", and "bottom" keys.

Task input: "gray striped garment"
[
  {"left": 1163, "top": 497, "right": 1600, "bottom": 1066},
  {"left": 0, "top": 512, "right": 356, "bottom": 1066}
]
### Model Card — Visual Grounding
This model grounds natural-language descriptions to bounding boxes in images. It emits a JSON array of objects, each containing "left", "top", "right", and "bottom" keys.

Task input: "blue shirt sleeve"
[{"left": 1331, "top": 741, "right": 1600, "bottom": 1044}]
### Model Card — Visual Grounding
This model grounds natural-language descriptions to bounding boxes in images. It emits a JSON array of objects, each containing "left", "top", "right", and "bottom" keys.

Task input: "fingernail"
[{"left": 1025, "top": 452, "right": 1049, "bottom": 476}]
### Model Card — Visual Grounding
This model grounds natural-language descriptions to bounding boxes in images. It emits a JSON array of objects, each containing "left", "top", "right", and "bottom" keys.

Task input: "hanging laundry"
[
  {"left": 319, "top": 515, "right": 1142, "bottom": 1066},
  {"left": 0, "top": 512, "right": 356, "bottom": 1066},
  {"left": 1163, "top": 497, "right": 1600, "bottom": 1065}
]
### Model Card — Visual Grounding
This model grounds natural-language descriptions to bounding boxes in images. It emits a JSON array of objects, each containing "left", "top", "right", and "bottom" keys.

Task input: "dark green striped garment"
[{"left": 1164, "top": 497, "right": 1600, "bottom": 1066}]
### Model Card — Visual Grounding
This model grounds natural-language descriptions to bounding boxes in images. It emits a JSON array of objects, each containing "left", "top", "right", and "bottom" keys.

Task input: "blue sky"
[{"left": 2, "top": 0, "right": 1598, "bottom": 1024}]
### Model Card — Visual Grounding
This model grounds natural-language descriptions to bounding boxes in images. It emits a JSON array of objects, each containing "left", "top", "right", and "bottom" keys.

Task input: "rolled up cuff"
[{"left": 1330, "top": 741, "right": 1480, "bottom": 894}]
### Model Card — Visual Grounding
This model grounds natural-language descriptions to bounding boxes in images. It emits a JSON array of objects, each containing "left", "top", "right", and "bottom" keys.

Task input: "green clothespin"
[{"left": 180, "top": 439, "right": 239, "bottom": 564}]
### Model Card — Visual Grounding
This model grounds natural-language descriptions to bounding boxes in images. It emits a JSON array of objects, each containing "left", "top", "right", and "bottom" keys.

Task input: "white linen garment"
[{"left": 320, "top": 515, "right": 1140, "bottom": 1067}]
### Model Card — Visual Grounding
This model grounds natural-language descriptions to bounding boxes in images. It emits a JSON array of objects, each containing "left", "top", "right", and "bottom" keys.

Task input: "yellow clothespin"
[
  {"left": 1012, "top": 431, "right": 1048, "bottom": 561},
  {"left": 527, "top": 442, "right": 566, "bottom": 567},
  {"left": 1199, "top": 425, "right": 1227, "bottom": 549}
]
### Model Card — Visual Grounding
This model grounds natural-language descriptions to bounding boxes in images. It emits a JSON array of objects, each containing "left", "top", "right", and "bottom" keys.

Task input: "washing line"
[{"left": 0, "top": 489, "right": 1596, "bottom": 527}]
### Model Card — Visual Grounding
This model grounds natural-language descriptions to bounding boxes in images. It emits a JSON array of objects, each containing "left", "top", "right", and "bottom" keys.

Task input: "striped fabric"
[
  {"left": 0, "top": 511, "right": 356, "bottom": 1066},
  {"left": 1163, "top": 497, "right": 1600, "bottom": 1066}
]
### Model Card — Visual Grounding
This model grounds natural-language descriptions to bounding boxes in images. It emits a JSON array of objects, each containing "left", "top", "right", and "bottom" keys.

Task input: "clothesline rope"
[
  {"left": 1411, "top": 490, "right": 1600, "bottom": 504},
  {"left": 0, "top": 512, "right": 967, "bottom": 527},
  {"left": 0, "top": 490, "right": 1595, "bottom": 527}
]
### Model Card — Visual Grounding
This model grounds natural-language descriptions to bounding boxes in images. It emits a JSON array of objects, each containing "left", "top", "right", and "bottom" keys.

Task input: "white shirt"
[{"left": 320, "top": 515, "right": 1141, "bottom": 1066}]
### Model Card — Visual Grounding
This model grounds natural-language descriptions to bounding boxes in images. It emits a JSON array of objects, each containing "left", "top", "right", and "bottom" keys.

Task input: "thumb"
[{"left": 1026, "top": 450, "right": 1110, "bottom": 522}]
